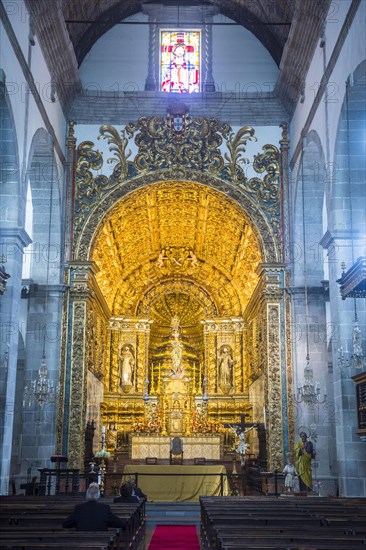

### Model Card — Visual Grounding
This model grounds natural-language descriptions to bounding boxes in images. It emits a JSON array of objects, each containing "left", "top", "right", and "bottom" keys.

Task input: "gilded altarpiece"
[{"left": 58, "top": 116, "right": 293, "bottom": 470}]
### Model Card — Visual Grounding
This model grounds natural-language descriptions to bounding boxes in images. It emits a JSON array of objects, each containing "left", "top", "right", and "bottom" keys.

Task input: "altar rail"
[{"left": 32, "top": 468, "right": 284, "bottom": 498}]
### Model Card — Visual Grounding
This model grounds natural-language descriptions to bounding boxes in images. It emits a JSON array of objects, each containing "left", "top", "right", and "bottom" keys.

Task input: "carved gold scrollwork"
[
  {"left": 98, "top": 125, "right": 131, "bottom": 182},
  {"left": 223, "top": 126, "right": 256, "bottom": 181},
  {"left": 74, "top": 117, "right": 281, "bottom": 252},
  {"left": 266, "top": 304, "right": 283, "bottom": 470},
  {"left": 125, "top": 115, "right": 229, "bottom": 174},
  {"left": 246, "top": 145, "right": 280, "bottom": 230}
]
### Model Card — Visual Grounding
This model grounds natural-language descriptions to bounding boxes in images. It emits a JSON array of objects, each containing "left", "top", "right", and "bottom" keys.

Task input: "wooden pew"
[
  {"left": 199, "top": 496, "right": 366, "bottom": 550},
  {"left": 0, "top": 495, "right": 146, "bottom": 550}
]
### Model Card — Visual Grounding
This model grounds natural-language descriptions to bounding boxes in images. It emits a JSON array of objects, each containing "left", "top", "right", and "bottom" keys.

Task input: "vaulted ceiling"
[
  {"left": 91, "top": 181, "right": 263, "bottom": 319},
  {"left": 25, "top": 0, "right": 331, "bottom": 115},
  {"left": 62, "top": 0, "right": 295, "bottom": 67}
]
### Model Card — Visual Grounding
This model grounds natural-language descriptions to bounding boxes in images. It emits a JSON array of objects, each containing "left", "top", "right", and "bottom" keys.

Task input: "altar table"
[
  {"left": 122, "top": 464, "right": 229, "bottom": 502},
  {"left": 130, "top": 434, "right": 222, "bottom": 460}
]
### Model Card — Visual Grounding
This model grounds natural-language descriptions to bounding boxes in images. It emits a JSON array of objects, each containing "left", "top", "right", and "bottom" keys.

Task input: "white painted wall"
[
  {"left": 0, "top": 4, "right": 66, "bottom": 185},
  {"left": 79, "top": 12, "right": 279, "bottom": 93},
  {"left": 80, "top": 13, "right": 150, "bottom": 93},
  {"left": 289, "top": 0, "right": 365, "bottom": 167},
  {"left": 212, "top": 15, "right": 278, "bottom": 93}
]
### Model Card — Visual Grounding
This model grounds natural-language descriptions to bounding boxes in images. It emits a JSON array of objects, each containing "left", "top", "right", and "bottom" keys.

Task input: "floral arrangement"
[
  {"left": 131, "top": 406, "right": 162, "bottom": 434},
  {"left": 190, "top": 410, "right": 221, "bottom": 434}
]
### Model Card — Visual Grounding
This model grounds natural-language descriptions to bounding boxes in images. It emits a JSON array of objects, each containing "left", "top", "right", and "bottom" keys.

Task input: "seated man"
[
  {"left": 63, "top": 482, "right": 126, "bottom": 531},
  {"left": 114, "top": 481, "right": 139, "bottom": 503},
  {"left": 130, "top": 480, "right": 146, "bottom": 500}
]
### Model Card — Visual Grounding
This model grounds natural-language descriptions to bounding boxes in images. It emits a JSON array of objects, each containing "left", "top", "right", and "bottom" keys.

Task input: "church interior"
[{"left": 1, "top": 0, "right": 366, "bottom": 535}]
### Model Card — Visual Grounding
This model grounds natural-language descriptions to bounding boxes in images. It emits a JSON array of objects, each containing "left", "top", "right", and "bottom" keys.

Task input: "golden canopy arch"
[{"left": 59, "top": 120, "right": 292, "bottom": 472}]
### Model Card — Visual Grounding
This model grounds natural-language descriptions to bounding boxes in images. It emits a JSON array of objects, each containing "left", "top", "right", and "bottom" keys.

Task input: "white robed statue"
[{"left": 170, "top": 317, "right": 184, "bottom": 379}]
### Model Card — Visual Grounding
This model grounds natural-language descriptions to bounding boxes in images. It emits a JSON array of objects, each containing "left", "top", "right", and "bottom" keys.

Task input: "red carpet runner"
[{"left": 148, "top": 525, "right": 200, "bottom": 549}]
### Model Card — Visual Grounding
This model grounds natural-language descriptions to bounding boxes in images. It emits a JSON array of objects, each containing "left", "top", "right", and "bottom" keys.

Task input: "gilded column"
[
  {"left": 257, "top": 263, "right": 287, "bottom": 471},
  {"left": 203, "top": 322, "right": 218, "bottom": 394},
  {"left": 233, "top": 320, "right": 244, "bottom": 394},
  {"left": 64, "top": 121, "right": 77, "bottom": 262},
  {"left": 136, "top": 320, "right": 151, "bottom": 394},
  {"left": 63, "top": 261, "right": 98, "bottom": 468},
  {"left": 279, "top": 123, "right": 290, "bottom": 263}
]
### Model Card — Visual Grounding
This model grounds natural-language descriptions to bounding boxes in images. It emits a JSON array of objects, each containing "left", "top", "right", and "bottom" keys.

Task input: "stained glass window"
[{"left": 161, "top": 30, "right": 201, "bottom": 93}]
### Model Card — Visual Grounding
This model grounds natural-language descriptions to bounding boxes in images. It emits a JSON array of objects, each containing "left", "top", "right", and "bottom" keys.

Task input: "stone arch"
[
  {"left": 332, "top": 59, "right": 366, "bottom": 259},
  {"left": 293, "top": 132, "right": 326, "bottom": 286},
  {"left": 26, "top": 128, "right": 62, "bottom": 282},
  {"left": 0, "top": 68, "right": 20, "bottom": 227},
  {"left": 329, "top": 58, "right": 366, "bottom": 349},
  {"left": 14, "top": 128, "right": 65, "bottom": 478},
  {"left": 291, "top": 131, "right": 329, "bottom": 446}
]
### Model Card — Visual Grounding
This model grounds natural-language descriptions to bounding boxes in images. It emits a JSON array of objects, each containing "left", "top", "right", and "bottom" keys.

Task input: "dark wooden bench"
[
  {"left": 0, "top": 495, "right": 146, "bottom": 550},
  {"left": 199, "top": 496, "right": 366, "bottom": 550}
]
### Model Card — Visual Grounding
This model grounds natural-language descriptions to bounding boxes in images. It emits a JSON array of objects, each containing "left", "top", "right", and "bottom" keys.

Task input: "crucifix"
[{"left": 224, "top": 413, "right": 257, "bottom": 466}]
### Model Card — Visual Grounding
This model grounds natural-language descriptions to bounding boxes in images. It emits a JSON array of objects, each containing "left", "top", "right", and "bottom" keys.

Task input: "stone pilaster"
[{"left": 0, "top": 228, "right": 31, "bottom": 494}]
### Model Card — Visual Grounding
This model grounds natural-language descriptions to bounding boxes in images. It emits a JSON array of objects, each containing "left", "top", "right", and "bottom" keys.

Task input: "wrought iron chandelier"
[
  {"left": 296, "top": 357, "right": 327, "bottom": 405},
  {"left": 23, "top": 354, "right": 56, "bottom": 409},
  {"left": 338, "top": 314, "right": 365, "bottom": 370}
]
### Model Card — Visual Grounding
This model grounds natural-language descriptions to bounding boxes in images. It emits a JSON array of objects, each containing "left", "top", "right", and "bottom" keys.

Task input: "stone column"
[
  {"left": 203, "top": 23, "right": 215, "bottom": 92},
  {"left": 20, "top": 283, "right": 65, "bottom": 477},
  {"left": 0, "top": 228, "right": 31, "bottom": 494},
  {"left": 322, "top": 230, "right": 366, "bottom": 496},
  {"left": 144, "top": 17, "right": 158, "bottom": 91}
]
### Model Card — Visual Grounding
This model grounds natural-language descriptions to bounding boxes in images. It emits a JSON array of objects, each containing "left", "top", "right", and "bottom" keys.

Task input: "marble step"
[{"left": 145, "top": 502, "right": 200, "bottom": 526}]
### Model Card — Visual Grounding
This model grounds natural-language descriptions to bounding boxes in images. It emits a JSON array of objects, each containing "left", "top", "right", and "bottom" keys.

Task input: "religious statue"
[
  {"left": 170, "top": 333, "right": 184, "bottom": 378},
  {"left": 218, "top": 346, "right": 234, "bottom": 388},
  {"left": 119, "top": 345, "right": 135, "bottom": 386},
  {"left": 230, "top": 424, "right": 257, "bottom": 465},
  {"left": 294, "top": 431, "right": 316, "bottom": 491},
  {"left": 283, "top": 453, "right": 298, "bottom": 493},
  {"left": 170, "top": 317, "right": 185, "bottom": 379}
]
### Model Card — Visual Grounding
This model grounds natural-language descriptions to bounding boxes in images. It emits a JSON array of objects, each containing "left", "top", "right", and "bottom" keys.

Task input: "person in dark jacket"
[
  {"left": 113, "top": 481, "right": 139, "bottom": 503},
  {"left": 63, "top": 482, "right": 126, "bottom": 531},
  {"left": 131, "top": 480, "right": 146, "bottom": 500}
]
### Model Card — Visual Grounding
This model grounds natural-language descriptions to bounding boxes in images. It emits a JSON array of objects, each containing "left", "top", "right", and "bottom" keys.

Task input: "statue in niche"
[
  {"left": 218, "top": 346, "right": 234, "bottom": 388},
  {"left": 119, "top": 344, "right": 135, "bottom": 386}
]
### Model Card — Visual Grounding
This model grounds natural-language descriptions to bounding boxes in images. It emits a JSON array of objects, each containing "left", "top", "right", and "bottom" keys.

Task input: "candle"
[
  {"left": 102, "top": 425, "right": 106, "bottom": 434},
  {"left": 263, "top": 406, "right": 266, "bottom": 429}
]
